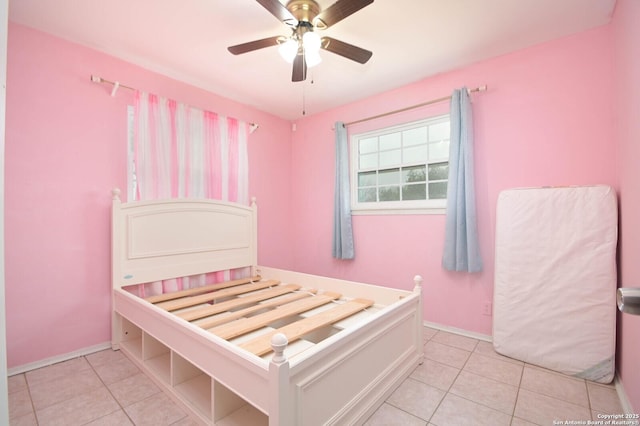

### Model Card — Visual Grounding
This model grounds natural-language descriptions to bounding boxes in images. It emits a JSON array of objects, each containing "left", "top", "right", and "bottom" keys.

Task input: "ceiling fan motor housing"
[{"left": 286, "top": 0, "right": 321, "bottom": 23}]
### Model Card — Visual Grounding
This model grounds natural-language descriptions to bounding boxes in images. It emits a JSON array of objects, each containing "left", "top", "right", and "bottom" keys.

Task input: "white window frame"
[{"left": 350, "top": 115, "right": 450, "bottom": 215}]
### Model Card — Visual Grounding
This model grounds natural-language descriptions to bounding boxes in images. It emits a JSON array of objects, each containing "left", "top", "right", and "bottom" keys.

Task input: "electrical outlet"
[{"left": 482, "top": 301, "right": 492, "bottom": 316}]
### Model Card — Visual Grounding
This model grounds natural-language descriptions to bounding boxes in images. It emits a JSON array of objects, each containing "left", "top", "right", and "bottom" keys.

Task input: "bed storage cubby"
[
  {"left": 118, "top": 317, "right": 142, "bottom": 358},
  {"left": 172, "top": 353, "right": 212, "bottom": 422},
  {"left": 212, "top": 381, "right": 267, "bottom": 425},
  {"left": 143, "top": 333, "right": 171, "bottom": 384}
]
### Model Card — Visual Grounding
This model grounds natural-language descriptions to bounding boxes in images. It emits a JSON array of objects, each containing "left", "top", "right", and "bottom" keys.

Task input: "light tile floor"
[{"left": 8, "top": 327, "right": 624, "bottom": 425}]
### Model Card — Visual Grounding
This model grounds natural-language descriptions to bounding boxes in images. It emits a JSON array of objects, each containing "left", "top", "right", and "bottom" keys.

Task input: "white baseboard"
[
  {"left": 423, "top": 320, "right": 492, "bottom": 342},
  {"left": 615, "top": 373, "right": 636, "bottom": 414},
  {"left": 8, "top": 342, "right": 112, "bottom": 376}
]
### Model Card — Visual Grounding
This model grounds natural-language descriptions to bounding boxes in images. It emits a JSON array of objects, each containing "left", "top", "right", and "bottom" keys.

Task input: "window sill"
[{"left": 351, "top": 207, "right": 446, "bottom": 216}]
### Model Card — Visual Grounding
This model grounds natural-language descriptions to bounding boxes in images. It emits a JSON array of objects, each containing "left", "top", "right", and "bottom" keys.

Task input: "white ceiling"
[{"left": 9, "top": 0, "right": 616, "bottom": 120}]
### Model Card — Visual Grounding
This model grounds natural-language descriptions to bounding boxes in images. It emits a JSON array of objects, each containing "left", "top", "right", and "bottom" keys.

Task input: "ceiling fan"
[{"left": 228, "top": 0, "right": 374, "bottom": 82}]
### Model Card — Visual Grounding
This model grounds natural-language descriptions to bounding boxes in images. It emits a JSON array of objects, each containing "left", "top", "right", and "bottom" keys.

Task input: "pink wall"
[
  {"left": 5, "top": 23, "right": 293, "bottom": 368},
  {"left": 290, "top": 25, "right": 616, "bottom": 335},
  {"left": 612, "top": 0, "right": 640, "bottom": 413}
]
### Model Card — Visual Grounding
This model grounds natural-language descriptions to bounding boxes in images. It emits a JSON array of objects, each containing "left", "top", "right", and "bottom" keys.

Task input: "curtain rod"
[
  {"left": 345, "top": 85, "right": 488, "bottom": 127},
  {"left": 89, "top": 75, "right": 260, "bottom": 133}
]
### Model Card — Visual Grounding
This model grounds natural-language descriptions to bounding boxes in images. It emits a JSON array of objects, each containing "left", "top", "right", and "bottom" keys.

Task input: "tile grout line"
[
  {"left": 81, "top": 353, "right": 137, "bottom": 426},
  {"left": 426, "top": 330, "right": 469, "bottom": 426},
  {"left": 432, "top": 330, "right": 526, "bottom": 425},
  {"left": 21, "top": 372, "right": 40, "bottom": 425},
  {"left": 383, "top": 327, "right": 624, "bottom": 426},
  {"left": 22, "top": 357, "right": 94, "bottom": 425},
  {"left": 382, "top": 333, "right": 450, "bottom": 425},
  {"left": 84, "top": 352, "right": 192, "bottom": 425},
  {"left": 509, "top": 359, "right": 527, "bottom": 426},
  {"left": 87, "top": 349, "right": 202, "bottom": 425},
  {"left": 586, "top": 380, "right": 595, "bottom": 420}
]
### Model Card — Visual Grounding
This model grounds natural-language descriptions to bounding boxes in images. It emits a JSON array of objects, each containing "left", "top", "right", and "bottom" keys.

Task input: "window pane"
[
  {"left": 358, "top": 171, "right": 376, "bottom": 187},
  {"left": 379, "top": 149, "right": 401, "bottom": 167},
  {"left": 359, "top": 152, "right": 377, "bottom": 169},
  {"left": 403, "top": 127, "right": 428, "bottom": 147},
  {"left": 379, "top": 133, "right": 401, "bottom": 151},
  {"left": 379, "top": 168, "right": 400, "bottom": 185},
  {"left": 403, "top": 183, "right": 426, "bottom": 200},
  {"left": 429, "top": 140, "right": 449, "bottom": 160},
  {"left": 359, "top": 137, "right": 377, "bottom": 154},
  {"left": 403, "top": 145, "right": 428, "bottom": 163},
  {"left": 358, "top": 187, "right": 377, "bottom": 202},
  {"left": 403, "top": 165, "right": 426, "bottom": 183},
  {"left": 429, "top": 182, "right": 448, "bottom": 199},
  {"left": 428, "top": 162, "right": 449, "bottom": 180},
  {"left": 379, "top": 185, "right": 400, "bottom": 201},
  {"left": 429, "top": 121, "right": 449, "bottom": 142}
]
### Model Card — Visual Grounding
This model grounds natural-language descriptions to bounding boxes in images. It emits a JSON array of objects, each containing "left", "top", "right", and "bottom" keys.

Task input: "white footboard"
[
  {"left": 112, "top": 272, "right": 423, "bottom": 425},
  {"left": 276, "top": 292, "right": 422, "bottom": 425},
  {"left": 264, "top": 268, "right": 424, "bottom": 425}
]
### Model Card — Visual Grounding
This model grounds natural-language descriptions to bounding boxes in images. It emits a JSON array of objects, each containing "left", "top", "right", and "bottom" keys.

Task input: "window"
[{"left": 351, "top": 115, "right": 450, "bottom": 214}]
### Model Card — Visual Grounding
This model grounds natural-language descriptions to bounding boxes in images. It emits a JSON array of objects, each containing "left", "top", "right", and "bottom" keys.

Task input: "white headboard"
[{"left": 111, "top": 189, "right": 257, "bottom": 289}]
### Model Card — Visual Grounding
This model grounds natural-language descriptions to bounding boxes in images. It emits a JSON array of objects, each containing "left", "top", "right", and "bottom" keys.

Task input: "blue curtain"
[
  {"left": 332, "top": 122, "right": 355, "bottom": 259},
  {"left": 442, "top": 88, "right": 483, "bottom": 272}
]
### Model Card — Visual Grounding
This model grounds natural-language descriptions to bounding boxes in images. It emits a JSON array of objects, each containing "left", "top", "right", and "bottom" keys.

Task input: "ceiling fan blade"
[
  {"left": 292, "top": 53, "right": 307, "bottom": 82},
  {"left": 256, "top": 0, "right": 298, "bottom": 26},
  {"left": 228, "top": 36, "right": 282, "bottom": 55},
  {"left": 321, "top": 37, "right": 372, "bottom": 64},
  {"left": 314, "top": 0, "right": 374, "bottom": 29}
]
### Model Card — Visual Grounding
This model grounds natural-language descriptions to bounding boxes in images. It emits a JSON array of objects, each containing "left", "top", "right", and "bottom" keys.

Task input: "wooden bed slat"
[
  {"left": 209, "top": 292, "right": 342, "bottom": 340},
  {"left": 177, "top": 284, "right": 303, "bottom": 322},
  {"left": 144, "top": 275, "right": 261, "bottom": 304},
  {"left": 155, "top": 280, "right": 280, "bottom": 312},
  {"left": 195, "top": 291, "right": 315, "bottom": 330},
  {"left": 240, "top": 298, "right": 375, "bottom": 356}
]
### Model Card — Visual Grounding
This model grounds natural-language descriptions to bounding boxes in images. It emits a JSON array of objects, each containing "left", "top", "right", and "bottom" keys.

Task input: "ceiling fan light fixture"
[
  {"left": 278, "top": 37, "right": 298, "bottom": 63},
  {"left": 304, "top": 50, "right": 322, "bottom": 68},
  {"left": 302, "top": 31, "right": 321, "bottom": 54},
  {"left": 302, "top": 30, "right": 322, "bottom": 67}
]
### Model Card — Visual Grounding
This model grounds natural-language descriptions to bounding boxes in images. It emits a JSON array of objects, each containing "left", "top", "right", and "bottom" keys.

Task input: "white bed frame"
[{"left": 111, "top": 189, "right": 424, "bottom": 425}]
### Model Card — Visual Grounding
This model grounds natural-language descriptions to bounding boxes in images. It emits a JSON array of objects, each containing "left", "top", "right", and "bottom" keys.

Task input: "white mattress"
[{"left": 493, "top": 185, "right": 617, "bottom": 383}]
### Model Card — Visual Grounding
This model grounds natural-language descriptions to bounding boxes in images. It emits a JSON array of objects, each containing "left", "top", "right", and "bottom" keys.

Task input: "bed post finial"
[
  {"left": 413, "top": 275, "right": 423, "bottom": 291},
  {"left": 112, "top": 188, "right": 121, "bottom": 201},
  {"left": 271, "top": 333, "right": 288, "bottom": 364}
]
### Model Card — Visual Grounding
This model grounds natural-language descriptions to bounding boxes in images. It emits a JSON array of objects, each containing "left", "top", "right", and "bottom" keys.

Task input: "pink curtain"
[{"left": 132, "top": 91, "right": 249, "bottom": 296}]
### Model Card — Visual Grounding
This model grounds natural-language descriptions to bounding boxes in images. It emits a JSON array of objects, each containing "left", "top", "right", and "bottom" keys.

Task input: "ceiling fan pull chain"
[{"left": 302, "top": 82, "right": 306, "bottom": 115}]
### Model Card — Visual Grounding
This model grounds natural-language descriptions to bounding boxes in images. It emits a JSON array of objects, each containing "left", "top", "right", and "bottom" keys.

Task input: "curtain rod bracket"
[{"left": 110, "top": 81, "right": 120, "bottom": 97}]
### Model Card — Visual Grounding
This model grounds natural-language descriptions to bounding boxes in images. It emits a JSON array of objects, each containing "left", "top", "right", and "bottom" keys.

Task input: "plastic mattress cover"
[{"left": 493, "top": 185, "right": 617, "bottom": 383}]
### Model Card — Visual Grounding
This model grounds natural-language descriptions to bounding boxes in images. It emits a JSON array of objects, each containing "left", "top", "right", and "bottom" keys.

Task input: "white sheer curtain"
[{"left": 132, "top": 91, "right": 249, "bottom": 296}]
